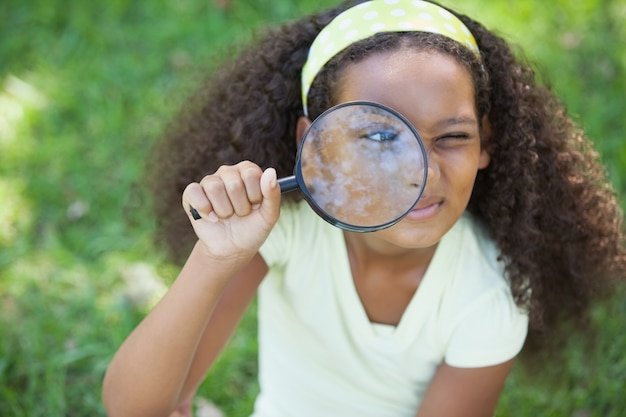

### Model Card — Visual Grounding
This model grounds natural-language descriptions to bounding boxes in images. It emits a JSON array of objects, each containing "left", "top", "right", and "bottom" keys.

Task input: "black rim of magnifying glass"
[{"left": 287, "top": 100, "right": 428, "bottom": 233}]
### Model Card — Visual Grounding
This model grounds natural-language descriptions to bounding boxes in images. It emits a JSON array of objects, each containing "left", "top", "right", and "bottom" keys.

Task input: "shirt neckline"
[{"left": 332, "top": 219, "right": 464, "bottom": 348}]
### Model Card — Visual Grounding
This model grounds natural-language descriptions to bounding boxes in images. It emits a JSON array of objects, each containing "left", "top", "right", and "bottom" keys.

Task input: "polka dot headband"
[{"left": 301, "top": 0, "right": 480, "bottom": 116}]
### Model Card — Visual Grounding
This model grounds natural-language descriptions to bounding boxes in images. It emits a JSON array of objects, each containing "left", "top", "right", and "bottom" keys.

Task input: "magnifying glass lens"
[{"left": 295, "top": 102, "right": 427, "bottom": 231}]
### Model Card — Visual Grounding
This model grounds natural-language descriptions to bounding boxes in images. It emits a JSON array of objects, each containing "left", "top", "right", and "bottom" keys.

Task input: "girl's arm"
[
  {"left": 102, "top": 245, "right": 266, "bottom": 417},
  {"left": 416, "top": 359, "right": 515, "bottom": 417},
  {"left": 102, "top": 163, "right": 280, "bottom": 417},
  {"left": 173, "top": 251, "right": 268, "bottom": 410}
]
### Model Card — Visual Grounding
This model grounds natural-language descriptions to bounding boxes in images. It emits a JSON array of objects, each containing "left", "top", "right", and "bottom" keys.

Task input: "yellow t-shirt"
[{"left": 254, "top": 201, "right": 528, "bottom": 417}]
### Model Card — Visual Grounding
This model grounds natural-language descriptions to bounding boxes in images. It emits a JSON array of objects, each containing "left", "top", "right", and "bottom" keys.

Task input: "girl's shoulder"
[
  {"left": 440, "top": 212, "right": 504, "bottom": 282},
  {"left": 428, "top": 212, "right": 521, "bottom": 325},
  {"left": 433, "top": 214, "right": 529, "bottom": 367}
]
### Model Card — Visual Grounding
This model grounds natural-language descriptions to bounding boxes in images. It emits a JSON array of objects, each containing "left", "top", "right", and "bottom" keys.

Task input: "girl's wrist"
[{"left": 189, "top": 240, "right": 257, "bottom": 280}]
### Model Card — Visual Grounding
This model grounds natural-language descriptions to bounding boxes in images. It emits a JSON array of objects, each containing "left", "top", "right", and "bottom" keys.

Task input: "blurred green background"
[{"left": 1, "top": 0, "right": 625, "bottom": 416}]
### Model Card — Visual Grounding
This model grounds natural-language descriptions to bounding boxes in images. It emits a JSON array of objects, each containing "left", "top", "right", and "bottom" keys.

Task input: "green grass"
[{"left": 1, "top": 0, "right": 625, "bottom": 416}]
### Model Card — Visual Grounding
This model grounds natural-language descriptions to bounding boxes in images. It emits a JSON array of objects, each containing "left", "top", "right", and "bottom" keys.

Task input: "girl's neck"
[
  {"left": 343, "top": 231, "right": 438, "bottom": 326},
  {"left": 343, "top": 231, "right": 438, "bottom": 274}
]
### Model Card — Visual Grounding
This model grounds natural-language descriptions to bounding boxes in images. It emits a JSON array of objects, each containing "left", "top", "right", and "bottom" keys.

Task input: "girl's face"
[{"left": 336, "top": 48, "right": 490, "bottom": 250}]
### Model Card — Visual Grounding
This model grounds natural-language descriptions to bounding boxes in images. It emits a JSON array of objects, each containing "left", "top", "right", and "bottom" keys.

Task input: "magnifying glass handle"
[
  {"left": 189, "top": 206, "right": 203, "bottom": 220},
  {"left": 189, "top": 175, "right": 299, "bottom": 220},
  {"left": 278, "top": 176, "right": 298, "bottom": 193}
]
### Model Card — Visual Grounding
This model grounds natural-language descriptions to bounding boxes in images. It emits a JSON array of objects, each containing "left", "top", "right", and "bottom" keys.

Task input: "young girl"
[{"left": 102, "top": 1, "right": 626, "bottom": 416}]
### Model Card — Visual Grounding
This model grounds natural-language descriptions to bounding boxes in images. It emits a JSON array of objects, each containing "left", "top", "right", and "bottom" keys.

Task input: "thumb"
[{"left": 259, "top": 167, "right": 281, "bottom": 223}]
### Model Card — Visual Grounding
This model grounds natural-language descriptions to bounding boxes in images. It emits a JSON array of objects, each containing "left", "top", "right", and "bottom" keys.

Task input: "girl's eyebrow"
[{"left": 433, "top": 116, "right": 477, "bottom": 129}]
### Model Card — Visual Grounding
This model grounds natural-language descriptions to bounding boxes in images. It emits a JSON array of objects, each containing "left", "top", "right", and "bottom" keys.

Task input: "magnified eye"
[{"left": 361, "top": 130, "right": 398, "bottom": 142}]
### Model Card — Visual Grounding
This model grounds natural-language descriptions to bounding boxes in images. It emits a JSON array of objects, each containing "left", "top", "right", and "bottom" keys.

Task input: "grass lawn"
[{"left": 1, "top": 0, "right": 625, "bottom": 416}]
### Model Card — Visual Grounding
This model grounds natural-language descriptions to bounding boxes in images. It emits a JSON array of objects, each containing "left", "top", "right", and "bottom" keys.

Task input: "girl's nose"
[{"left": 425, "top": 154, "right": 441, "bottom": 184}]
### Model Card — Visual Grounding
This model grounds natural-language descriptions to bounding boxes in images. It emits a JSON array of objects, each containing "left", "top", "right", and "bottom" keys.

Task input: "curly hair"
[{"left": 146, "top": 0, "right": 626, "bottom": 354}]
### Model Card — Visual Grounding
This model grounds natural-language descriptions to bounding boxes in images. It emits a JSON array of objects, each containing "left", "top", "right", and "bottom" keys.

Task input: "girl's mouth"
[{"left": 405, "top": 197, "right": 443, "bottom": 221}]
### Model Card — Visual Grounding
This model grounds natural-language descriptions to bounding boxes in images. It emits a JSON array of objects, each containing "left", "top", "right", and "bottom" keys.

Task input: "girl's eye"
[
  {"left": 434, "top": 133, "right": 472, "bottom": 147},
  {"left": 361, "top": 131, "right": 398, "bottom": 142},
  {"left": 440, "top": 133, "right": 470, "bottom": 141}
]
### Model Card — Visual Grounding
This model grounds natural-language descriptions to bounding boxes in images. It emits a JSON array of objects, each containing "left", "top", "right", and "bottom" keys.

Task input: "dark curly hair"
[{"left": 146, "top": 0, "right": 626, "bottom": 355}]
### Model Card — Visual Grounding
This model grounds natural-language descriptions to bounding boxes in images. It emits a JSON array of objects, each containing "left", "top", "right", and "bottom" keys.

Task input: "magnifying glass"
[{"left": 191, "top": 101, "right": 428, "bottom": 232}]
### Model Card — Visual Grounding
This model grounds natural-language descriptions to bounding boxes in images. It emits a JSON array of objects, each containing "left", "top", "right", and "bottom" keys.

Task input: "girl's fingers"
[
  {"left": 216, "top": 162, "right": 262, "bottom": 217},
  {"left": 220, "top": 162, "right": 264, "bottom": 217},
  {"left": 199, "top": 174, "right": 235, "bottom": 219},
  {"left": 190, "top": 162, "right": 266, "bottom": 220},
  {"left": 259, "top": 167, "right": 280, "bottom": 220},
  {"left": 240, "top": 163, "right": 264, "bottom": 209}
]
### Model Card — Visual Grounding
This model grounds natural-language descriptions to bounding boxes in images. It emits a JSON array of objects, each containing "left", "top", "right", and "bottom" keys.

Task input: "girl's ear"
[
  {"left": 478, "top": 115, "right": 492, "bottom": 169},
  {"left": 296, "top": 116, "right": 312, "bottom": 147}
]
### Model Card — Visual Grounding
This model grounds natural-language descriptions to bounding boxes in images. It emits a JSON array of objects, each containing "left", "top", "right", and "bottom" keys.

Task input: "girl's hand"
[{"left": 182, "top": 161, "right": 281, "bottom": 260}]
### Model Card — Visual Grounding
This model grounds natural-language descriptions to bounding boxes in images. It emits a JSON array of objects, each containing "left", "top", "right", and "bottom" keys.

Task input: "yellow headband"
[{"left": 301, "top": 0, "right": 480, "bottom": 116}]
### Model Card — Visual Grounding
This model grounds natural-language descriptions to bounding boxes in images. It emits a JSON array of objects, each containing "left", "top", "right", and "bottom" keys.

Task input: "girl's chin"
[{"left": 374, "top": 222, "right": 443, "bottom": 250}]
